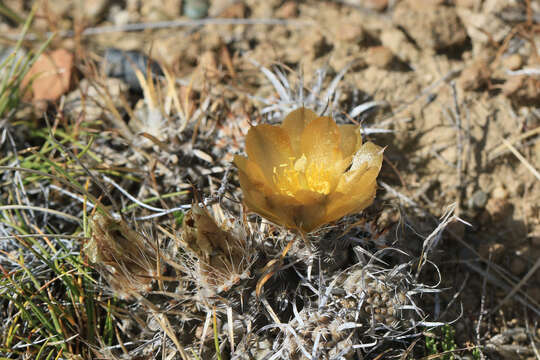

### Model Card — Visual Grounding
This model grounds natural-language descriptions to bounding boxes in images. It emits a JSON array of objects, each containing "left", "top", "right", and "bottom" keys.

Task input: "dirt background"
[{"left": 1, "top": 0, "right": 539, "bottom": 358}]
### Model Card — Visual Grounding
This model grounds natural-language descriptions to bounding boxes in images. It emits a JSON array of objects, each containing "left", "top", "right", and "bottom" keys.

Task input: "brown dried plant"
[{"left": 86, "top": 213, "right": 160, "bottom": 299}]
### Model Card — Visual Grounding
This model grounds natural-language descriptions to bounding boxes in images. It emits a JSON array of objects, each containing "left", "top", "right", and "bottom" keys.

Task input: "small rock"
[
  {"left": 22, "top": 49, "right": 74, "bottom": 102},
  {"left": 82, "top": 0, "right": 110, "bottom": 21},
  {"left": 363, "top": 0, "right": 388, "bottom": 11},
  {"left": 365, "top": 46, "right": 394, "bottom": 68},
  {"left": 502, "top": 76, "right": 525, "bottom": 95},
  {"left": 275, "top": 1, "right": 298, "bottom": 18},
  {"left": 109, "top": 5, "right": 135, "bottom": 26},
  {"left": 502, "top": 54, "right": 523, "bottom": 71},
  {"left": 491, "top": 186, "right": 508, "bottom": 200},
  {"left": 218, "top": 2, "right": 247, "bottom": 18},
  {"left": 502, "top": 75, "right": 540, "bottom": 105},
  {"left": 393, "top": 2, "right": 468, "bottom": 50},
  {"left": 103, "top": 48, "right": 163, "bottom": 91},
  {"left": 183, "top": 0, "right": 209, "bottom": 19},
  {"left": 468, "top": 190, "right": 488, "bottom": 209},
  {"left": 459, "top": 60, "right": 491, "bottom": 91},
  {"left": 334, "top": 23, "right": 364, "bottom": 42},
  {"left": 380, "top": 28, "right": 420, "bottom": 62},
  {"left": 485, "top": 197, "right": 512, "bottom": 223}
]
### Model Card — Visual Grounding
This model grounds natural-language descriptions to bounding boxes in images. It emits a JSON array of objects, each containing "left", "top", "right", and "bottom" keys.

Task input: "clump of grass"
[{"left": 0, "top": 162, "right": 112, "bottom": 358}]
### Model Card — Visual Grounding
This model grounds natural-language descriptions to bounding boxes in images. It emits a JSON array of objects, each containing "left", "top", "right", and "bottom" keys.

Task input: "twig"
[
  {"left": 11, "top": 18, "right": 312, "bottom": 41},
  {"left": 0, "top": 205, "right": 80, "bottom": 223},
  {"left": 506, "top": 67, "right": 540, "bottom": 76},
  {"left": 489, "top": 257, "right": 540, "bottom": 316},
  {"left": 450, "top": 82, "right": 464, "bottom": 200},
  {"left": 466, "top": 262, "right": 540, "bottom": 317},
  {"left": 476, "top": 253, "right": 490, "bottom": 360},
  {"left": 488, "top": 126, "right": 540, "bottom": 160},
  {"left": 501, "top": 138, "right": 540, "bottom": 181}
]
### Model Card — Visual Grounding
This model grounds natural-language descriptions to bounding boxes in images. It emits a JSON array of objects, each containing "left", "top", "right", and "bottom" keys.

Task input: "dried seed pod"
[
  {"left": 179, "top": 204, "right": 252, "bottom": 298},
  {"left": 86, "top": 213, "right": 159, "bottom": 299}
]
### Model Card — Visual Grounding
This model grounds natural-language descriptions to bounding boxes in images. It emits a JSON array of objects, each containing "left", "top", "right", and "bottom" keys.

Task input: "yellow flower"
[{"left": 234, "top": 107, "right": 383, "bottom": 233}]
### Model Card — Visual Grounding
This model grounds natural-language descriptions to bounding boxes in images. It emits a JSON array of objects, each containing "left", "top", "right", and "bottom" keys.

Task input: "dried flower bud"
[
  {"left": 86, "top": 214, "right": 159, "bottom": 299},
  {"left": 179, "top": 204, "right": 252, "bottom": 297}
]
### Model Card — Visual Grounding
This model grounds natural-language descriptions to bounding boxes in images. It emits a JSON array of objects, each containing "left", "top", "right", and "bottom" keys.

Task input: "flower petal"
[
  {"left": 242, "top": 187, "right": 302, "bottom": 229},
  {"left": 300, "top": 115, "right": 348, "bottom": 192},
  {"left": 351, "top": 142, "right": 384, "bottom": 171},
  {"left": 245, "top": 124, "right": 294, "bottom": 183},
  {"left": 281, "top": 107, "right": 318, "bottom": 156},
  {"left": 234, "top": 155, "right": 274, "bottom": 191},
  {"left": 338, "top": 124, "right": 362, "bottom": 158},
  {"left": 300, "top": 115, "right": 341, "bottom": 163},
  {"left": 324, "top": 166, "right": 380, "bottom": 223},
  {"left": 291, "top": 190, "right": 328, "bottom": 232}
]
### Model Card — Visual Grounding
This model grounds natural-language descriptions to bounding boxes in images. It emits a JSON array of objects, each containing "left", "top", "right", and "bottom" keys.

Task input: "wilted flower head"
[
  {"left": 86, "top": 214, "right": 159, "bottom": 299},
  {"left": 179, "top": 204, "right": 252, "bottom": 298},
  {"left": 234, "top": 107, "right": 383, "bottom": 233}
]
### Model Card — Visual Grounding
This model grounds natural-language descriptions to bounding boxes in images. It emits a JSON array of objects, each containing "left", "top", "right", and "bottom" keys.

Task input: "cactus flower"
[{"left": 234, "top": 107, "right": 383, "bottom": 233}]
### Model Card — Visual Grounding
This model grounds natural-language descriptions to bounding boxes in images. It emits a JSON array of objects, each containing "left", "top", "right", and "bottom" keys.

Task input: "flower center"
[{"left": 273, "top": 155, "right": 332, "bottom": 196}]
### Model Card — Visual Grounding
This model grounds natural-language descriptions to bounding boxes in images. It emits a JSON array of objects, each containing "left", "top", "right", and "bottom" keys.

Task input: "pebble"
[
  {"left": 83, "top": 0, "right": 109, "bottom": 20},
  {"left": 22, "top": 49, "right": 74, "bottom": 102},
  {"left": 365, "top": 46, "right": 394, "bottom": 68},
  {"left": 468, "top": 189, "right": 488, "bottom": 209},
  {"left": 502, "top": 54, "right": 523, "bottom": 71},
  {"left": 459, "top": 60, "right": 491, "bottom": 91},
  {"left": 218, "top": 2, "right": 247, "bottom": 18},
  {"left": 183, "top": 0, "right": 209, "bottom": 19},
  {"left": 103, "top": 48, "right": 163, "bottom": 91},
  {"left": 362, "top": 0, "right": 388, "bottom": 11},
  {"left": 491, "top": 186, "right": 508, "bottom": 200},
  {"left": 380, "top": 28, "right": 420, "bottom": 62},
  {"left": 275, "top": 1, "right": 298, "bottom": 18},
  {"left": 334, "top": 23, "right": 364, "bottom": 42}
]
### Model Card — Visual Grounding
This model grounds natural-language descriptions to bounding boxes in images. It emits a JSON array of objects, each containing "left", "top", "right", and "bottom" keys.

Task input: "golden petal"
[
  {"left": 290, "top": 190, "right": 328, "bottom": 232},
  {"left": 245, "top": 124, "right": 294, "bottom": 182},
  {"left": 244, "top": 189, "right": 302, "bottom": 229},
  {"left": 300, "top": 115, "right": 347, "bottom": 192},
  {"left": 234, "top": 155, "right": 274, "bottom": 191},
  {"left": 338, "top": 124, "right": 362, "bottom": 158},
  {"left": 281, "top": 107, "right": 318, "bottom": 156},
  {"left": 300, "top": 115, "right": 342, "bottom": 163},
  {"left": 351, "top": 141, "right": 384, "bottom": 171},
  {"left": 324, "top": 165, "right": 381, "bottom": 223}
]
